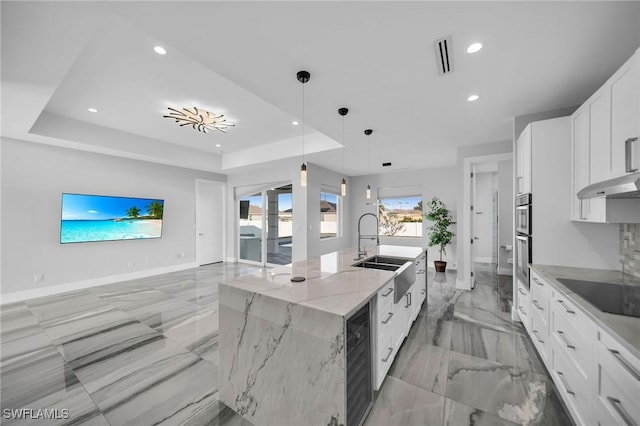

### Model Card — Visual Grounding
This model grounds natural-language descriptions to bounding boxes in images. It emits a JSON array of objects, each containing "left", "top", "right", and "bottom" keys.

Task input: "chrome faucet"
[{"left": 356, "top": 213, "right": 380, "bottom": 259}]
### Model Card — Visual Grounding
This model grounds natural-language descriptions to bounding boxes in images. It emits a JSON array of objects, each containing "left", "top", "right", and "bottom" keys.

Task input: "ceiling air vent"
[
  {"left": 382, "top": 162, "right": 392, "bottom": 167},
  {"left": 434, "top": 35, "right": 453, "bottom": 75}
]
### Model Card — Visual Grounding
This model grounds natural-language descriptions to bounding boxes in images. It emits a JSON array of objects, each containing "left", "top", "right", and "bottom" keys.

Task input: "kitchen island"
[{"left": 219, "top": 245, "right": 426, "bottom": 426}]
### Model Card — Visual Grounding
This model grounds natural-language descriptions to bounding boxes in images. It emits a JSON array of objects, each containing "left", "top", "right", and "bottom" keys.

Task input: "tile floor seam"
[{"left": 20, "top": 312, "right": 113, "bottom": 426}]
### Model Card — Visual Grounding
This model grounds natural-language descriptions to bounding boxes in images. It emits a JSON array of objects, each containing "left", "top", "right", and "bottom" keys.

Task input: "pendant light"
[
  {"left": 338, "top": 107, "right": 349, "bottom": 196},
  {"left": 297, "top": 71, "right": 310, "bottom": 187},
  {"left": 364, "top": 129, "right": 373, "bottom": 199}
]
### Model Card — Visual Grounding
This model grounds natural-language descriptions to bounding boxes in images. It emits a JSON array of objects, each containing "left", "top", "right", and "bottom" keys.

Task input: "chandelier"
[{"left": 163, "top": 107, "right": 234, "bottom": 133}]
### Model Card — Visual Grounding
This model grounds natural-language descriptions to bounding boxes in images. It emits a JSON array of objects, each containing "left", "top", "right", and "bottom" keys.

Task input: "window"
[
  {"left": 320, "top": 192, "right": 339, "bottom": 239},
  {"left": 379, "top": 196, "right": 422, "bottom": 238}
]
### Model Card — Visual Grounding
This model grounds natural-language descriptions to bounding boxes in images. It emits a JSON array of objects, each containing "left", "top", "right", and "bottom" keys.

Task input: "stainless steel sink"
[{"left": 353, "top": 256, "right": 416, "bottom": 303}]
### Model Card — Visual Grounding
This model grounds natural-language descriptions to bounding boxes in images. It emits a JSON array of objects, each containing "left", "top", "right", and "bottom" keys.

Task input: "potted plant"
[{"left": 424, "top": 197, "right": 456, "bottom": 272}]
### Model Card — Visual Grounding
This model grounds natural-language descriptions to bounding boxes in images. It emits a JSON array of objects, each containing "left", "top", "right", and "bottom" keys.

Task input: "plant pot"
[{"left": 434, "top": 260, "right": 447, "bottom": 272}]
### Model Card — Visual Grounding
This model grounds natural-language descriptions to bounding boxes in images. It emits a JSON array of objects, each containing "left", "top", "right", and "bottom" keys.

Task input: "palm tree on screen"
[
  {"left": 146, "top": 201, "right": 163, "bottom": 219},
  {"left": 126, "top": 206, "right": 141, "bottom": 218}
]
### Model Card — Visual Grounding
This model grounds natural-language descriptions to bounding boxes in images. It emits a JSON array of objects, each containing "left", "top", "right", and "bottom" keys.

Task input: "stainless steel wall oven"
[{"left": 515, "top": 193, "right": 532, "bottom": 289}]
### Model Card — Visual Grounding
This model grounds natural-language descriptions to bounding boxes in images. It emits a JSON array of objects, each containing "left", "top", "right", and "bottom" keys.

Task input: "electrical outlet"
[
  {"left": 34, "top": 273, "right": 44, "bottom": 283},
  {"left": 127, "top": 261, "right": 134, "bottom": 268},
  {"left": 178, "top": 252, "right": 185, "bottom": 258},
  {"left": 144, "top": 258, "right": 150, "bottom": 266}
]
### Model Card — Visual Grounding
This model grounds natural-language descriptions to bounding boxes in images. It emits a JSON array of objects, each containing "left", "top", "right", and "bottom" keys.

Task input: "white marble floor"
[{"left": 0, "top": 263, "right": 571, "bottom": 426}]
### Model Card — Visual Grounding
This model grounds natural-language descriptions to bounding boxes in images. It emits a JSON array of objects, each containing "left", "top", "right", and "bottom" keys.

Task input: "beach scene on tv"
[{"left": 61, "top": 194, "right": 164, "bottom": 243}]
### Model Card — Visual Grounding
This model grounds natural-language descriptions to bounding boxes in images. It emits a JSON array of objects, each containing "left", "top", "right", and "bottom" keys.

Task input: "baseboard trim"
[
  {"left": 474, "top": 257, "right": 493, "bottom": 263},
  {"left": 497, "top": 267, "right": 513, "bottom": 276},
  {"left": 0, "top": 263, "right": 199, "bottom": 305},
  {"left": 225, "top": 257, "right": 238, "bottom": 263}
]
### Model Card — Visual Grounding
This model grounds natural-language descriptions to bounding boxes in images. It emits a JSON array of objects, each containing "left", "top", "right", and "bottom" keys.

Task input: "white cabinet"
[
  {"left": 375, "top": 280, "right": 396, "bottom": 389},
  {"left": 589, "top": 86, "right": 612, "bottom": 184},
  {"left": 374, "top": 252, "right": 427, "bottom": 390},
  {"left": 571, "top": 106, "right": 591, "bottom": 221},
  {"left": 611, "top": 50, "right": 640, "bottom": 178},
  {"left": 516, "top": 279, "right": 530, "bottom": 332},
  {"left": 570, "top": 48, "right": 640, "bottom": 223},
  {"left": 516, "top": 124, "right": 532, "bottom": 194},
  {"left": 594, "top": 331, "right": 640, "bottom": 426},
  {"left": 526, "top": 268, "right": 640, "bottom": 426}
]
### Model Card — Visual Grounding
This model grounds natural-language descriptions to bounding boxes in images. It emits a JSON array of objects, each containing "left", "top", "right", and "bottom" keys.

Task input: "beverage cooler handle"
[{"left": 625, "top": 137, "right": 638, "bottom": 173}]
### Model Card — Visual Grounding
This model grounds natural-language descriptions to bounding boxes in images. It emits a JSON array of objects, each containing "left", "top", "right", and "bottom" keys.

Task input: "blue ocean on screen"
[
  {"left": 60, "top": 193, "right": 164, "bottom": 243},
  {"left": 60, "top": 219, "right": 162, "bottom": 243}
]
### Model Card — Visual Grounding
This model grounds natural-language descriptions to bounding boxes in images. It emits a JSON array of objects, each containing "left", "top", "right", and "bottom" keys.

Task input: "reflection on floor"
[{"left": 0, "top": 263, "right": 570, "bottom": 425}]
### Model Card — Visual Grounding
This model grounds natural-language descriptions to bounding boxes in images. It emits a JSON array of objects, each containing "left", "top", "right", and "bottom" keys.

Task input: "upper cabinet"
[
  {"left": 611, "top": 52, "right": 640, "bottom": 176},
  {"left": 570, "top": 48, "right": 640, "bottom": 223},
  {"left": 516, "top": 123, "right": 532, "bottom": 194}
]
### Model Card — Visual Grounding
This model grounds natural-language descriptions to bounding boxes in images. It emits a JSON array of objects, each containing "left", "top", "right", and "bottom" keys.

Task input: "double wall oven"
[{"left": 515, "top": 193, "right": 532, "bottom": 289}]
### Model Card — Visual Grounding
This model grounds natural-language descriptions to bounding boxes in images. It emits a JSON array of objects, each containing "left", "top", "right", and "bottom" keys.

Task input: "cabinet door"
[
  {"left": 572, "top": 108, "right": 590, "bottom": 221},
  {"left": 611, "top": 51, "right": 640, "bottom": 177},
  {"left": 589, "top": 87, "right": 612, "bottom": 183},
  {"left": 516, "top": 132, "right": 524, "bottom": 194},
  {"left": 516, "top": 125, "right": 532, "bottom": 194}
]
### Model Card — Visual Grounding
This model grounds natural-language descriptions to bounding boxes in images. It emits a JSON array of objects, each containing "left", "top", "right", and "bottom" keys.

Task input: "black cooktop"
[{"left": 556, "top": 278, "right": 640, "bottom": 318}]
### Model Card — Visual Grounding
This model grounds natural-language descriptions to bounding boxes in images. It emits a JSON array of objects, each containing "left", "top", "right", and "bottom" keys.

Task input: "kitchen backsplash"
[{"left": 620, "top": 224, "right": 640, "bottom": 278}]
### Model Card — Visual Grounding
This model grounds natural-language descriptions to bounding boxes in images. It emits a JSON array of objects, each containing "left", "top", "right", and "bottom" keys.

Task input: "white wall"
[
  {"left": 350, "top": 167, "right": 458, "bottom": 266},
  {"left": 225, "top": 159, "right": 352, "bottom": 262},
  {"left": 474, "top": 172, "right": 493, "bottom": 262},
  {"left": 498, "top": 159, "right": 513, "bottom": 274},
  {"left": 1, "top": 138, "right": 226, "bottom": 297}
]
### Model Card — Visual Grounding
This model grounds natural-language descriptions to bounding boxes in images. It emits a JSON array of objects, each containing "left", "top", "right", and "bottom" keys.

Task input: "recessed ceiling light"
[
  {"left": 215, "top": 144, "right": 221, "bottom": 147},
  {"left": 88, "top": 108, "right": 98, "bottom": 113},
  {"left": 467, "top": 43, "right": 483, "bottom": 54},
  {"left": 154, "top": 46, "right": 166, "bottom": 55},
  {"left": 292, "top": 121, "right": 299, "bottom": 126},
  {"left": 467, "top": 94, "right": 479, "bottom": 102}
]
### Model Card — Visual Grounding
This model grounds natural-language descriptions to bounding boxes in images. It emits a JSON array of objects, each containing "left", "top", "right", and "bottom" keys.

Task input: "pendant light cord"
[
  {"left": 342, "top": 116, "right": 345, "bottom": 175},
  {"left": 302, "top": 82, "right": 305, "bottom": 163}
]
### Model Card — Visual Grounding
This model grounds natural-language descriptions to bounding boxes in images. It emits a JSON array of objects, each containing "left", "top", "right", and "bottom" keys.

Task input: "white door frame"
[
  {"left": 195, "top": 179, "right": 226, "bottom": 265},
  {"left": 461, "top": 153, "right": 512, "bottom": 290},
  {"left": 236, "top": 183, "right": 293, "bottom": 267}
]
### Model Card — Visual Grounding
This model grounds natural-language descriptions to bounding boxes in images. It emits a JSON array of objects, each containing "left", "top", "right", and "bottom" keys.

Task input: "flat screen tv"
[{"left": 60, "top": 193, "right": 164, "bottom": 244}]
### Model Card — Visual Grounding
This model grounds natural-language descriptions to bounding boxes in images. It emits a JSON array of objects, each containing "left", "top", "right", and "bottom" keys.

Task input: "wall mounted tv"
[{"left": 60, "top": 193, "right": 164, "bottom": 244}]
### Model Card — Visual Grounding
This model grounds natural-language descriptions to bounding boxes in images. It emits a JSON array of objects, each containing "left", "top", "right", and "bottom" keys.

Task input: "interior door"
[
  {"left": 195, "top": 179, "right": 224, "bottom": 266},
  {"left": 470, "top": 165, "right": 477, "bottom": 288}
]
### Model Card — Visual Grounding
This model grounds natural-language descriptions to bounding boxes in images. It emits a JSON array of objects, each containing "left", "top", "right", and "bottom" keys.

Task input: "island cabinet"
[{"left": 219, "top": 245, "right": 425, "bottom": 426}]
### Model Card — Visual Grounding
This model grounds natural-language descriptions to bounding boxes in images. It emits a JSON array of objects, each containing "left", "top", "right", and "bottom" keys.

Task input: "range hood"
[{"left": 577, "top": 172, "right": 640, "bottom": 199}]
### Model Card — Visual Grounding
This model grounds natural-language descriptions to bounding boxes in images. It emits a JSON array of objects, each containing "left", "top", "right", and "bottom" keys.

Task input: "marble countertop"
[
  {"left": 530, "top": 264, "right": 640, "bottom": 359},
  {"left": 221, "top": 245, "right": 425, "bottom": 318}
]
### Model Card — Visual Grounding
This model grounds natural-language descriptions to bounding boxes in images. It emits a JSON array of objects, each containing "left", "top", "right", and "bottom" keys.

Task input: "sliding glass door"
[{"left": 238, "top": 184, "right": 292, "bottom": 266}]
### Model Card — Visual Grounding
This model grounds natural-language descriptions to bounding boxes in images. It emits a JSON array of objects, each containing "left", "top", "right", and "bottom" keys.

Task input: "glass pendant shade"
[
  {"left": 300, "top": 163, "right": 307, "bottom": 187},
  {"left": 341, "top": 178, "right": 347, "bottom": 196},
  {"left": 366, "top": 184, "right": 371, "bottom": 199}
]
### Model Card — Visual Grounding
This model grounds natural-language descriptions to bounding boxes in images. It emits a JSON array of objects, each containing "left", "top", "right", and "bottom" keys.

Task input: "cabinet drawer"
[
  {"left": 530, "top": 307, "right": 549, "bottom": 364},
  {"left": 551, "top": 343, "right": 592, "bottom": 425},
  {"left": 551, "top": 293, "right": 592, "bottom": 340},
  {"left": 377, "top": 282, "right": 394, "bottom": 321},
  {"left": 530, "top": 271, "right": 550, "bottom": 311},
  {"left": 517, "top": 280, "right": 530, "bottom": 331},
  {"left": 598, "top": 355, "right": 640, "bottom": 426},
  {"left": 551, "top": 300, "right": 594, "bottom": 382},
  {"left": 376, "top": 334, "right": 393, "bottom": 390},
  {"left": 596, "top": 332, "right": 640, "bottom": 426}
]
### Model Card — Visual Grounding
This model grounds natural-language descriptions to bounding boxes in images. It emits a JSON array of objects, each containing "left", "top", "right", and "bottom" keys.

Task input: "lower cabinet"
[
  {"left": 594, "top": 330, "right": 640, "bottom": 426},
  {"left": 374, "top": 255, "right": 427, "bottom": 390},
  {"left": 526, "top": 268, "right": 640, "bottom": 426}
]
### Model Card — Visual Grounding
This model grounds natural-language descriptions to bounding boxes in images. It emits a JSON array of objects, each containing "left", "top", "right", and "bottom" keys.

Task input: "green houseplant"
[{"left": 425, "top": 197, "right": 456, "bottom": 272}]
